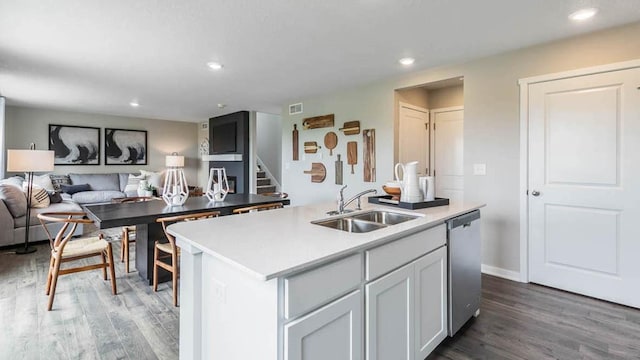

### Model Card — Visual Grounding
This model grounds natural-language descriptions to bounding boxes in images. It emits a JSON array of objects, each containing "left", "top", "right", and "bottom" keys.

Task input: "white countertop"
[{"left": 168, "top": 201, "right": 484, "bottom": 281}]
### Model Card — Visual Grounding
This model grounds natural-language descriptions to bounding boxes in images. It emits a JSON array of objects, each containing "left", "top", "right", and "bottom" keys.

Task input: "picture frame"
[
  {"left": 49, "top": 124, "right": 101, "bottom": 165},
  {"left": 104, "top": 128, "right": 148, "bottom": 165}
]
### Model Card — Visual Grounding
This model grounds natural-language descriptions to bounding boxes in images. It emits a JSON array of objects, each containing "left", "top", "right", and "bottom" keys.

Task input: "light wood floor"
[
  {"left": 0, "top": 239, "right": 179, "bottom": 360},
  {"left": 2, "top": 240, "right": 639, "bottom": 360}
]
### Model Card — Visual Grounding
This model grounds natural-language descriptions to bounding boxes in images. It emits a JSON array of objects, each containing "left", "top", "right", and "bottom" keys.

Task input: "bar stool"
[
  {"left": 155, "top": 211, "right": 220, "bottom": 306},
  {"left": 38, "top": 212, "right": 117, "bottom": 311},
  {"left": 232, "top": 202, "right": 284, "bottom": 214}
]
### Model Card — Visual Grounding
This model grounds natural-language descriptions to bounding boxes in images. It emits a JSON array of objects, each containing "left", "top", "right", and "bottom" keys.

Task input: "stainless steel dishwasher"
[{"left": 446, "top": 209, "right": 481, "bottom": 336}]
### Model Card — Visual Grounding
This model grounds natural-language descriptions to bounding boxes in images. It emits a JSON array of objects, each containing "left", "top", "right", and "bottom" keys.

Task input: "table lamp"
[
  {"left": 162, "top": 152, "right": 188, "bottom": 206},
  {"left": 205, "top": 167, "right": 229, "bottom": 202},
  {"left": 7, "top": 144, "right": 55, "bottom": 254}
]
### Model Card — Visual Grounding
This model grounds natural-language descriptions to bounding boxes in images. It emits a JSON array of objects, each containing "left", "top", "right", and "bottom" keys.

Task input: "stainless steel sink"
[
  {"left": 312, "top": 210, "right": 420, "bottom": 233},
  {"left": 312, "top": 217, "right": 387, "bottom": 233},
  {"left": 350, "top": 211, "right": 419, "bottom": 225}
]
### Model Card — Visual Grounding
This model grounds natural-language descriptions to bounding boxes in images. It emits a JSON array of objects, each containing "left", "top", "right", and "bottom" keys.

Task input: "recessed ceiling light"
[
  {"left": 207, "top": 62, "right": 224, "bottom": 70},
  {"left": 129, "top": 101, "right": 139, "bottom": 107},
  {"left": 569, "top": 8, "right": 598, "bottom": 21},
  {"left": 399, "top": 57, "right": 415, "bottom": 66}
]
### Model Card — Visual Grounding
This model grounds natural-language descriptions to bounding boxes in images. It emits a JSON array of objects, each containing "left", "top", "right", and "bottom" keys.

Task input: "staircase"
[{"left": 256, "top": 168, "right": 276, "bottom": 194}]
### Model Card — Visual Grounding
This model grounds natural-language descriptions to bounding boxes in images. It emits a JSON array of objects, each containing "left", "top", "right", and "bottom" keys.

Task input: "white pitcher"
[{"left": 395, "top": 161, "right": 423, "bottom": 203}]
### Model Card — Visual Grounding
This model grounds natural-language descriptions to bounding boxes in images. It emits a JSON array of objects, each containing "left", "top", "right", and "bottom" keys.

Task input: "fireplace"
[
  {"left": 208, "top": 111, "right": 250, "bottom": 194},
  {"left": 226, "top": 176, "right": 237, "bottom": 194}
]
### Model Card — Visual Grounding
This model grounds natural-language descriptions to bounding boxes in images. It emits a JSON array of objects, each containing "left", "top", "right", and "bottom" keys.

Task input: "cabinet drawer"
[
  {"left": 366, "top": 224, "right": 446, "bottom": 281},
  {"left": 285, "top": 254, "right": 362, "bottom": 320}
]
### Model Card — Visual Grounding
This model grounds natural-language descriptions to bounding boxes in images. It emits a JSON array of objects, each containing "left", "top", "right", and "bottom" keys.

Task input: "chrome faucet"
[{"left": 336, "top": 185, "right": 377, "bottom": 214}]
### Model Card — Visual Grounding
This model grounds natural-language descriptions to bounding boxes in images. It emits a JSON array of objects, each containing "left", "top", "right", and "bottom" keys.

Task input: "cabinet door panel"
[
  {"left": 285, "top": 290, "right": 362, "bottom": 360},
  {"left": 414, "top": 247, "right": 447, "bottom": 359},
  {"left": 366, "top": 263, "right": 414, "bottom": 360}
]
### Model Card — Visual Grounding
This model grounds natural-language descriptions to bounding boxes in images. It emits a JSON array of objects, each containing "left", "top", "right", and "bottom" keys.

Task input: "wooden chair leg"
[
  {"left": 47, "top": 256, "right": 62, "bottom": 311},
  {"left": 120, "top": 229, "right": 127, "bottom": 262},
  {"left": 172, "top": 251, "right": 178, "bottom": 307},
  {"left": 106, "top": 243, "right": 117, "bottom": 295},
  {"left": 124, "top": 233, "right": 130, "bottom": 273},
  {"left": 45, "top": 256, "right": 54, "bottom": 295},
  {"left": 100, "top": 252, "right": 107, "bottom": 280},
  {"left": 153, "top": 244, "right": 159, "bottom": 292}
]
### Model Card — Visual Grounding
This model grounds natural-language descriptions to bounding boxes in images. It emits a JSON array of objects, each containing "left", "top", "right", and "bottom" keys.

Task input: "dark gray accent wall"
[{"left": 209, "top": 111, "right": 250, "bottom": 194}]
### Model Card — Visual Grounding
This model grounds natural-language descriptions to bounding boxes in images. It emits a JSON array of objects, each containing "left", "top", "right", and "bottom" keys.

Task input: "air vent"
[{"left": 289, "top": 103, "right": 303, "bottom": 115}]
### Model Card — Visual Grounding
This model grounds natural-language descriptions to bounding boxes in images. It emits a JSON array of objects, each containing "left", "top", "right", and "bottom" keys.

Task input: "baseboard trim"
[{"left": 481, "top": 264, "right": 522, "bottom": 282}]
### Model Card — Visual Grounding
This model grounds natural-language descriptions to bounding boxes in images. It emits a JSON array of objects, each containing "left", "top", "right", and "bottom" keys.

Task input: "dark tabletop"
[{"left": 84, "top": 194, "right": 291, "bottom": 229}]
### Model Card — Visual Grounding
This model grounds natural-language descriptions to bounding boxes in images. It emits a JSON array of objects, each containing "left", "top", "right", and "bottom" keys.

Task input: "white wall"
[
  {"left": 427, "top": 85, "right": 463, "bottom": 109},
  {"left": 282, "top": 21, "right": 640, "bottom": 274},
  {"left": 256, "top": 112, "right": 283, "bottom": 185},
  {"left": 282, "top": 84, "right": 393, "bottom": 206},
  {"left": 5, "top": 106, "right": 200, "bottom": 184}
]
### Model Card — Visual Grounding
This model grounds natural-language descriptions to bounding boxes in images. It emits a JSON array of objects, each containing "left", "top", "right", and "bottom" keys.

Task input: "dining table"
[{"left": 83, "top": 194, "right": 291, "bottom": 284}]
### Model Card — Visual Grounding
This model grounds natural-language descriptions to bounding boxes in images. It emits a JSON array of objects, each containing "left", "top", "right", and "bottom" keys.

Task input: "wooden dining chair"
[
  {"left": 116, "top": 196, "right": 156, "bottom": 273},
  {"left": 232, "top": 202, "right": 284, "bottom": 214},
  {"left": 155, "top": 210, "right": 220, "bottom": 306},
  {"left": 260, "top": 192, "right": 289, "bottom": 199},
  {"left": 37, "top": 212, "right": 117, "bottom": 311}
]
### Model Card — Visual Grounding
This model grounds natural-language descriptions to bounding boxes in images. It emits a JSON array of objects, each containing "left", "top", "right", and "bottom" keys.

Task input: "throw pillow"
[
  {"left": 50, "top": 174, "right": 71, "bottom": 192},
  {"left": 60, "top": 183, "right": 91, "bottom": 195},
  {"left": 0, "top": 184, "right": 27, "bottom": 218},
  {"left": 124, "top": 173, "right": 146, "bottom": 193},
  {"left": 23, "top": 184, "right": 50, "bottom": 208},
  {"left": 48, "top": 191, "right": 63, "bottom": 204},
  {"left": 26, "top": 173, "right": 55, "bottom": 192},
  {"left": 140, "top": 170, "right": 165, "bottom": 195},
  {"left": 0, "top": 176, "right": 24, "bottom": 189}
]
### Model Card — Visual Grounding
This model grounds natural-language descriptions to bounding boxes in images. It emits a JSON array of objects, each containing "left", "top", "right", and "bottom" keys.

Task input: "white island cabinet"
[
  {"left": 284, "top": 290, "right": 362, "bottom": 360},
  {"left": 169, "top": 202, "right": 483, "bottom": 360},
  {"left": 366, "top": 225, "right": 448, "bottom": 360}
]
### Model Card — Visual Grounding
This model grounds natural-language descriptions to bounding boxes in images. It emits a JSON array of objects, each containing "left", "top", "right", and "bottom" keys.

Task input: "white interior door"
[
  {"left": 432, "top": 107, "right": 464, "bottom": 202},
  {"left": 528, "top": 67, "right": 640, "bottom": 308},
  {"left": 399, "top": 103, "right": 429, "bottom": 175}
]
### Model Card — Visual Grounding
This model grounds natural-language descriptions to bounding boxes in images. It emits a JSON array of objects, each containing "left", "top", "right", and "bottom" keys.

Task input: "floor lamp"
[{"left": 7, "top": 144, "right": 55, "bottom": 254}]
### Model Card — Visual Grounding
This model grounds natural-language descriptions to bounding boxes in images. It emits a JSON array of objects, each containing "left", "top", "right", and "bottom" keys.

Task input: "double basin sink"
[{"left": 312, "top": 210, "right": 420, "bottom": 233}]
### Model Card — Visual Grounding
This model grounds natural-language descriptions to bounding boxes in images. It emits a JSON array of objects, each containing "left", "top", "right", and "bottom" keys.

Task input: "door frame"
[
  {"left": 429, "top": 106, "right": 463, "bottom": 179},
  {"left": 517, "top": 59, "right": 640, "bottom": 283}
]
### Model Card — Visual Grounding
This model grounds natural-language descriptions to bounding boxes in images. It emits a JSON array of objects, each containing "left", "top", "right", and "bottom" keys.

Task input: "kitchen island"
[{"left": 168, "top": 201, "right": 484, "bottom": 360}]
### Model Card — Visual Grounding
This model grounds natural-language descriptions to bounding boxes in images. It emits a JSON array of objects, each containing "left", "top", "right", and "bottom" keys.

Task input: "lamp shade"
[
  {"left": 166, "top": 154, "right": 184, "bottom": 167},
  {"left": 7, "top": 149, "right": 55, "bottom": 172}
]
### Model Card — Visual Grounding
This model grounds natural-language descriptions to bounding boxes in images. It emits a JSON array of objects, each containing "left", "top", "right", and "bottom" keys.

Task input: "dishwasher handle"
[{"left": 448, "top": 210, "right": 480, "bottom": 229}]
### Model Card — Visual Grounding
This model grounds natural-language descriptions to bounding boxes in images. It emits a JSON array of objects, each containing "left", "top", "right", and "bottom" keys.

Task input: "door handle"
[{"left": 531, "top": 190, "right": 541, "bottom": 197}]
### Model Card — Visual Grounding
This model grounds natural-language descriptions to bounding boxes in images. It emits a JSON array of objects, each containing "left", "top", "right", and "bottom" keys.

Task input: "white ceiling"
[{"left": 1, "top": 1, "right": 639, "bottom": 122}]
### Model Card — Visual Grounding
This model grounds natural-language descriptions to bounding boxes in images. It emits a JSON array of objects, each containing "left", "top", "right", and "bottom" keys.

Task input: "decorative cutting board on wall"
[
  {"left": 347, "top": 141, "right": 357, "bottom": 174},
  {"left": 363, "top": 129, "right": 375, "bottom": 182},
  {"left": 335, "top": 154, "right": 343, "bottom": 185},
  {"left": 304, "top": 141, "right": 321, "bottom": 153},
  {"left": 304, "top": 163, "right": 327, "bottom": 183},
  {"left": 302, "top": 114, "right": 335, "bottom": 130},
  {"left": 324, "top": 132, "right": 337, "bottom": 155},
  {"left": 339, "top": 121, "right": 360, "bottom": 135},
  {"left": 292, "top": 124, "right": 299, "bottom": 161}
]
